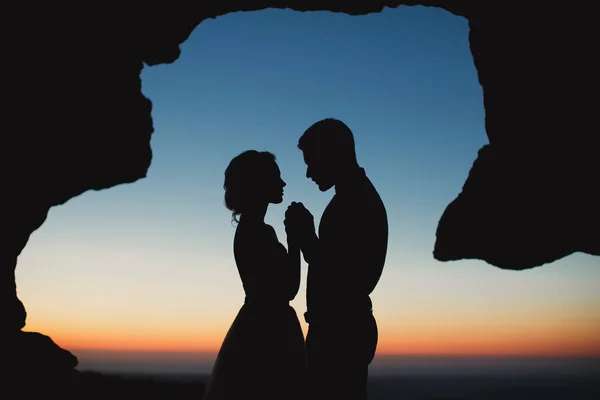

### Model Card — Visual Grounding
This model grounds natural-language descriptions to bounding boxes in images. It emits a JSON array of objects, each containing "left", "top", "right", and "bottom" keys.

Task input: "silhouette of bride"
[{"left": 202, "top": 150, "right": 307, "bottom": 400}]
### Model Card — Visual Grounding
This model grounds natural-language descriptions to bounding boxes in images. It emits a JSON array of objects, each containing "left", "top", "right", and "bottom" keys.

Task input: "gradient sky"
[{"left": 16, "top": 7, "right": 599, "bottom": 370}]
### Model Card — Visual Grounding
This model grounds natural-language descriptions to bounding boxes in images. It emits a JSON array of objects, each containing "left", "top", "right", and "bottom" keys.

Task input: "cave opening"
[{"left": 12, "top": 6, "right": 600, "bottom": 378}]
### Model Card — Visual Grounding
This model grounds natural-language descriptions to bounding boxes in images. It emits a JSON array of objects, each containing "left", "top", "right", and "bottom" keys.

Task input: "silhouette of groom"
[{"left": 284, "top": 118, "right": 388, "bottom": 400}]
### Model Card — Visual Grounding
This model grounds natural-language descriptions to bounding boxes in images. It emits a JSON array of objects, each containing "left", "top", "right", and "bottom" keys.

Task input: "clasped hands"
[{"left": 284, "top": 201, "right": 315, "bottom": 248}]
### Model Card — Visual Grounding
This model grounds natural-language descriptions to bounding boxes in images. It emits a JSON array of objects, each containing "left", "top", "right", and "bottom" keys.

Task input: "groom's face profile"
[{"left": 302, "top": 147, "right": 335, "bottom": 192}]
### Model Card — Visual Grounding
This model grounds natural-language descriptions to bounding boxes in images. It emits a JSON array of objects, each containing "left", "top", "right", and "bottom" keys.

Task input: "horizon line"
[{"left": 68, "top": 347, "right": 600, "bottom": 358}]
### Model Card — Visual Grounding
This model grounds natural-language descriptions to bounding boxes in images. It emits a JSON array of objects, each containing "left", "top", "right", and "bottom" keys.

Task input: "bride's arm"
[{"left": 286, "top": 235, "right": 301, "bottom": 301}]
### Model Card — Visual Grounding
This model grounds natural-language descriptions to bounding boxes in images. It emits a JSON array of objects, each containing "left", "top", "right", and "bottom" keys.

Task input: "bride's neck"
[{"left": 241, "top": 203, "right": 268, "bottom": 223}]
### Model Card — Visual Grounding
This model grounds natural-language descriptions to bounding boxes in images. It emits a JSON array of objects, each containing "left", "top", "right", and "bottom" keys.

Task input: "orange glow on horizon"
[
  {"left": 24, "top": 296, "right": 600, "bottom": 359},
  {"left": 29, "top": 322, "right": 600, "bottom": 358}
]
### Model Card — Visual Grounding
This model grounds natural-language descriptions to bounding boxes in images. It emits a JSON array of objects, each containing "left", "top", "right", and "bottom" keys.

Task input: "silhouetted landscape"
[
  {"left": 67, "top": 355, "right": 600, "bottom": 399},
  {"left": 72, "top": 370, "right": 600, "bottom": 399}
]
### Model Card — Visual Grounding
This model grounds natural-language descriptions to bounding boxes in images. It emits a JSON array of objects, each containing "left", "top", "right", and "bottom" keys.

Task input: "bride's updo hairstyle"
[{"left": 223, "top": 150, "right": 277, "bottom": 223}]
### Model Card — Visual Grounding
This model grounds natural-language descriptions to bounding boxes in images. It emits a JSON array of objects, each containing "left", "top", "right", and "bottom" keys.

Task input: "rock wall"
[{"left": 3, "top": 1, "right": 597, "bottom": 340}]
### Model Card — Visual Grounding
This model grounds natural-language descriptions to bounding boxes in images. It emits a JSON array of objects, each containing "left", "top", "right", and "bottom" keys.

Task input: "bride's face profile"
[{"left": 265, "top": 162, "right": 286, "bottom": 205}]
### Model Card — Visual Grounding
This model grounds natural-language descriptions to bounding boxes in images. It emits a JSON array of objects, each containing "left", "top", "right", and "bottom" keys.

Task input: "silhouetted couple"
[{"left": 202, "top": 118, "right": 388, "bottom": 400}]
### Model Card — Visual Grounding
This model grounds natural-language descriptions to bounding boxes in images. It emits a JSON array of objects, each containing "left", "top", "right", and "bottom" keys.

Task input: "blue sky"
[{"left": 16, "top": 7, "right": 599, "bottom": 368}]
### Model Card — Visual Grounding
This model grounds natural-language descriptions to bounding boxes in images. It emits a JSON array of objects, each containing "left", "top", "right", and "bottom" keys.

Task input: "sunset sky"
[{"left": 15, "top": 7, "right": 599, "bottom": 372}]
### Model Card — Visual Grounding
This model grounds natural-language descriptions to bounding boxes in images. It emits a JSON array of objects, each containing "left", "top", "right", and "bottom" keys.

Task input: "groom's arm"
[
  {"left": 290, "top": 202, "right": 320, "bottom": 265},
  {"left": 300, "top": 230, "right": 319, "bottom": 265}
]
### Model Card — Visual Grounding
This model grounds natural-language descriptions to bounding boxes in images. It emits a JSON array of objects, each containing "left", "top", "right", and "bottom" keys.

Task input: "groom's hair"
[{"left": 298, "top": 118, "right": 357, "bottom": 162}]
